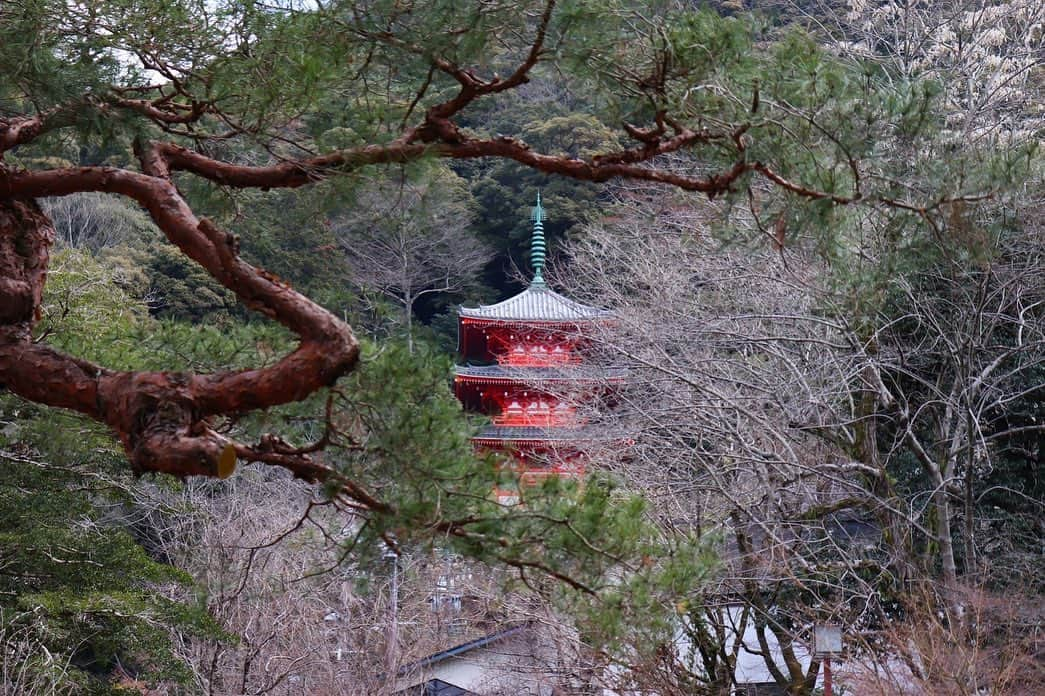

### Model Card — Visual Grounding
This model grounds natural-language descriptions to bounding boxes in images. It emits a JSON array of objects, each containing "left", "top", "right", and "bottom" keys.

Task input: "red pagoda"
[{"left": 454, "top": 194, "right": 621, "bottom": 502}]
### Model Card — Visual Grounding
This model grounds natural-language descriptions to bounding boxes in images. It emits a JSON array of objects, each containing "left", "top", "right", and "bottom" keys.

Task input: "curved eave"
[
  {"left": 473, "top": 437, "right": 583, "bottom": 446},
  {"left": 459, "top": 286, "right": 613, "bottom": 324},
  {"left": 459, "top": 316, "right": 613, "bottom": 330},
  {"left": 454, "top": 374, "right": 623, "bottom": 386},
  {"left": 454, "top": 364, "right": 628, "bottom": 384},
  {"left": 472, "top": 438, "right": 621, "bottom": 448},
  {"left": 471, "top": 428, "right": 626, "bottom": 446}
]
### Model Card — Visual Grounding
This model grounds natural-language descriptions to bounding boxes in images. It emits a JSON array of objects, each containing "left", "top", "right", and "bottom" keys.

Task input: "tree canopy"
[
  {"left": 2, "top": 0, "right": 1023, "bottom": 485},
  {"left": 1, "top": 0, "right": 1041, "bottom": 691}
]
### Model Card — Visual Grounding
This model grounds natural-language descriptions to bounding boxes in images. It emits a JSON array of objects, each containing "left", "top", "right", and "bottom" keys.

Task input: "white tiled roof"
[{"left": 460, "top": 285, "right": 610, "bottom": 322}]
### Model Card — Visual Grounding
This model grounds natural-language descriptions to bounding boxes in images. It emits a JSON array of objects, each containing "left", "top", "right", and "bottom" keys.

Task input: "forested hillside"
[{"left": 1, "top": 0, "right": 1041, "bottom": 693}]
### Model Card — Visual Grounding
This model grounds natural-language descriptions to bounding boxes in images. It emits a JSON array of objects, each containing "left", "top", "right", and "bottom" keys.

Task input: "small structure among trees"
[{"left": 454, "top": 195, "right": 622, "bottom": 502}]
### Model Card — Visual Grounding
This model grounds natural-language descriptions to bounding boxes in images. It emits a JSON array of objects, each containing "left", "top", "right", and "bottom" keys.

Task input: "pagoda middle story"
[{"left": 454, "top": 194, "right": 623, "bottom": 499}]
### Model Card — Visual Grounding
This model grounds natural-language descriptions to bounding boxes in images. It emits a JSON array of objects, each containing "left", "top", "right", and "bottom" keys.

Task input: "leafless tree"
[
  {"left": 791, "top": 0, "right": 1045, "bottom": 148},
  {"left": 332, "top": 168, "right": 493, "bottom": 352},
  {"left": 1, "top": 620, "right": 75, "bottom": 696},
  {"left": 115, "top": 465, "right": 589, "bottom": 695},
  {"left": 40, "top": 192, "right": 150, "bottom": 253},
  {"left": 553, "top": 184, "right": 847, "bottom": 694},
  {"left": 866, "top": 239, "right": 1045, "bottom": 592},
  {"left": 556, "top": 182, "right": 1045, "bottom": 694},
  {"left": 844, "top": 583, "right": 1045, "bottom": 695}
]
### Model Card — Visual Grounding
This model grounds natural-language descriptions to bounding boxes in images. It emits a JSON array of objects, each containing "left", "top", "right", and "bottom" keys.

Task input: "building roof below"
[
  {"left": 396, "top": 624, "right": 529, "bottom": 675},
  {"left": 395, "top": 678, "right": 473, "bottom": 696}
]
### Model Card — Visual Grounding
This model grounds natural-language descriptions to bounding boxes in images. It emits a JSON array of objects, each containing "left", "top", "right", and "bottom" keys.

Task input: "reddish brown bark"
[
  {"left": 0, "top": 123, "right": 848, "bottom": 492},
  {"left": 0, "top": 198, "right": 52, "bottom": 330},
  {"left": 0, "top": 199, "right": 108, "bottom": 416},
  {"left": 0, "top": 117, "right": 756, "bottom": 495},
  {"left": 0, "top": 0, "right": 944, "bottom": 493},
  {"left": 152, "top": 134, "right": 764, "bottom": 196},
  {"left": 0, "top": 158, "right": 359, "bottom": 483}
]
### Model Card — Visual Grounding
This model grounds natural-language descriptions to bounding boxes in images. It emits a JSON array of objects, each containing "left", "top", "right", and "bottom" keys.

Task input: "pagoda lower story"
[{"left": 454, "top": 194, "right": 618, "bottom": 503}]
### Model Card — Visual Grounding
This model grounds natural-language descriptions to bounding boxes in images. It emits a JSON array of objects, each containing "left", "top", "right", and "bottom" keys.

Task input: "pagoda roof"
[
  {"left": 455, "top": 364, "right": 626, "bottom": 383},
  {"left": 472, "top": 424, "right": 616, "bottom": 444},
  {"left": 459, "top": 285, "right": 611, "bottom": 323}
]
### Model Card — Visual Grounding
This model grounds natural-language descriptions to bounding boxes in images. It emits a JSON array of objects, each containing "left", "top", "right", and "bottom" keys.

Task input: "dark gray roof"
[
  {"left": 396, "top": 624, "right": 528, "bottom": 677},
  {"left": 396, "top": 679, "right": 473, "bottom": 696},
  {"left": 460, "top": 285, "right": 610, "bottom": 322},
  {"left": 454, "top": 364, "right": 627, "bottom": 382}
]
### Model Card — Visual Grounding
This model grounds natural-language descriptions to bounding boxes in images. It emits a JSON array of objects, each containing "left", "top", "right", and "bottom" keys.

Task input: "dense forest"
[{"left": 1, "top": 0, "right": 1042, "bottom": 694}]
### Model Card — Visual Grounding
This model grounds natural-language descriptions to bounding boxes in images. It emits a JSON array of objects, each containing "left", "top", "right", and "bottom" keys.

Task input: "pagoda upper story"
[
  {"left": 456, "top": 193, "right": 611, "bottom": 365},
  {"left": 454, "top": 194, "right": 619, "bottom": 481}
]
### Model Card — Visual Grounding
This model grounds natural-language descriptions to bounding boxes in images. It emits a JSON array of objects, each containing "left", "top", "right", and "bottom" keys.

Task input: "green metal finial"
[{"left": 530, "top": 191, "right": 547, "bottom": 287}]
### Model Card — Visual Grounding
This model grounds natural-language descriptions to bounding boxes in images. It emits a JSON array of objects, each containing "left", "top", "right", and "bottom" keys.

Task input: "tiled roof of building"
[
  {"left": 459, "top": 285, "right": 611, "bottom": 322},
  {"left": 395, "top": 679, "right": 472, "bottom": 696},
  {"left": 396, "top": 624, "right": 529, "bottom": 676}
]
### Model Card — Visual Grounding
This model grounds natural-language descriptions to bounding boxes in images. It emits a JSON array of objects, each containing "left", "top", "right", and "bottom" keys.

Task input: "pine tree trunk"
[{"left": 0, "top": 197, "right": 52, "bottom": 336}]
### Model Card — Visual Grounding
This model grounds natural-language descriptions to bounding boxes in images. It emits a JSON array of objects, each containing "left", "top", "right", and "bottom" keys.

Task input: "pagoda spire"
[{"left": 530, "top": 191, "right": 547, "bottom": 287}]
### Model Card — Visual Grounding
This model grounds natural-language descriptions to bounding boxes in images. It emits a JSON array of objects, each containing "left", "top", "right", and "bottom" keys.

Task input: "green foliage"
[
  {"left": 0, "top": 396, "right": 213, "bottom": 693},
  {"left": 467, "top": 113, "right": 619, "bottom": 286},
  {"left": 0, "top": 440, "right": 222, "bottom": 692},
  {"left": 0, "top": 0, "right": 119, "bottom": 108},
  {"left": 3, "top": 248, "right": 299, "bottom": 692},
  {"left": 36, "top": 250, "right": 150, "bottom": 369},
  {"left": 136, "top": 242, "right": 239, "bottom": 321},
  {"left": 96, "top": 235, "right": 240, "bottom": 323},
  {"left": 667, "top": 7, "right": 754, "bottom": 89},
  {"left": 167, "top": 174, "right": 363, "bottom": 316},
  {"left": 329, "top": 342, "right": 500, "bottom": 542},
  {"left": 207, "top": 9, "right": 346, "bottom": 133},
  {"left": 326, "top": 342, "right": 716, "bottom": 658},
  {"left": 4, "top": 0, "right": 1041, "bottom": 685}
]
